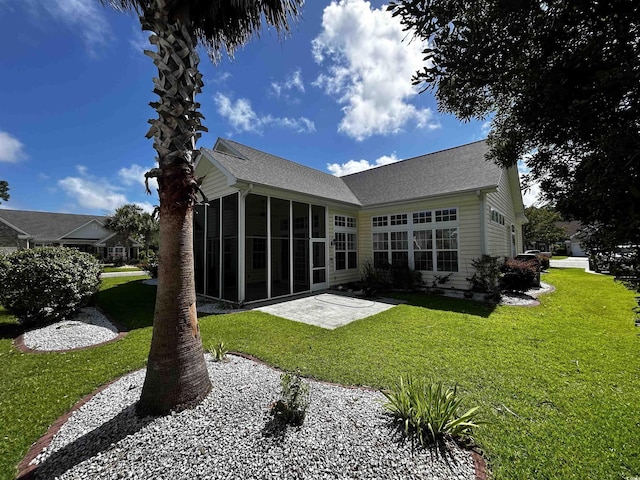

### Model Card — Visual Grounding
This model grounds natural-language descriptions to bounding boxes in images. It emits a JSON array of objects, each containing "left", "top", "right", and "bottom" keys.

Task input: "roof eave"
[
  {"left": 0, "top": 216, "right": 31, "bottom": 236},
  {"left": 234, "top": 181, "right": 362, "bottom": 208},
  {"left": 199, "top": 149, "right": 238, "bottom": 187}
]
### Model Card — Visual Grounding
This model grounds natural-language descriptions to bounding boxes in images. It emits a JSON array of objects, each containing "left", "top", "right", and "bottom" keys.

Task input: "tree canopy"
[
  {"left": 388, "top": 0, "right": 640, "bottom": 254},
  {"left": 104, "top": 204, "right": 152, "bottom": 248},
  {"left": 523, "top": 206, "right": 567, "bottom": 249}
]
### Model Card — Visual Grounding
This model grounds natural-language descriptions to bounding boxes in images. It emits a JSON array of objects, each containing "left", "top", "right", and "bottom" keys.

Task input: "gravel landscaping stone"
[
  {"left": 22, "top": 307, "right": 119, "bottom": 351},
  {"left": 30, "top": 355, "right": 476, "bottom": 480}
]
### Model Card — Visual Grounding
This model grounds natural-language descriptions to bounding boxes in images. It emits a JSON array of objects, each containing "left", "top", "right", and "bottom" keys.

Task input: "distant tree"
[
  {"left": 104, "top": 204, "right": 147, "bottom": 256},
  {"left": 139, "top": 211, "right": 159, "bottom": 255},
  {"left": 523, "top": 206, "right": 566, "bottom": 250},
  {"left": 388, "top": 0, "right": 640, "bottom": 261},
  {"left": 0, "top": 180, "right": 9, "bottom": 204},
  {"left": 102, "top": 0, "right": 303, "bottom": 415}
]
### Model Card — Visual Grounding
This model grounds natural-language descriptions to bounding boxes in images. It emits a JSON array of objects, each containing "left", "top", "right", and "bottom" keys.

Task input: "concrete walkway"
[
  {"left": 100, "top": 270, "right": 150, "bottom": 278},
  {"left": 549, "top": 257, "right": 590, "bottom": 270},
  {"left": 255, "top": 293, "right": 404, "bottom": 329}
]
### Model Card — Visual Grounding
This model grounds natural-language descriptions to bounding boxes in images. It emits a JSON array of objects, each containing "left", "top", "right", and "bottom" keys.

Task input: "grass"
[
  {"left": 552, "top": 255, "right": 569, "bottom": 260},
  {"left": 1, "top": 270, "right": 638, "bottom": 479}
]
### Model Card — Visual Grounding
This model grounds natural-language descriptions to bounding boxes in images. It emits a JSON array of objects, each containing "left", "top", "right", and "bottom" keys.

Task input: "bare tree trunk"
[{"left": 137, "top": 0, "right": 211, "bottom": 416}]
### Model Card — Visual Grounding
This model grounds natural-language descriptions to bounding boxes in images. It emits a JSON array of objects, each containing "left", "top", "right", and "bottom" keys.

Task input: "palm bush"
[
  {"left": 382, "top": 375, "right": 482, "bottom": 446},
  {"left": 0, "top": 247, "right": 101, "bottom": 326}
]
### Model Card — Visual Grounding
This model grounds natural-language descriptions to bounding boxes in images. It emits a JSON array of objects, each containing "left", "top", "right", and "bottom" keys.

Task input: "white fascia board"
[{"left": 199, "top": 149, "right": 238, "bottom": 187}]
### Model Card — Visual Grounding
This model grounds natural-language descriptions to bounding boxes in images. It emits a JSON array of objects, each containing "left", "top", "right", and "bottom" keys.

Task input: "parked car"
[{"left": 525, "top": 249, "right": 552, "bottom": 258}]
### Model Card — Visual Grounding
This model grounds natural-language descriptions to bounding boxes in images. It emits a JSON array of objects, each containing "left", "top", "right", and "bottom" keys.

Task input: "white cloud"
[
  {"left": 271, "top": 69, "right": 305, "bottom": 97},
  {"left": 58, "top": 176, "right": 127, "bottom": 211},
  {"left": 518, "top": 159, "right": 542, "bottom": 207},
  {"left": 327, "top": 153, "right": 399, "bottom": 176},
  {"left": 129, "top": 27, "right": 150, "bottom": 53},
  {"left": 0, "top": 131, "right": 26, "bottom": 163},
  {"left": 312, "top": 0, "right": 439, "bottom": 140},
  {"left": 481, "top": 121, "right": 491, "bottom": 136},
  {"left": 118, "top": 164, "right": 158, "bottom": 192},
  {"left": 214, "top": 93, "right": 315, "bottom": 134},
  {"left": 23, "top": 0, "right": 111, "bottom": 54}
]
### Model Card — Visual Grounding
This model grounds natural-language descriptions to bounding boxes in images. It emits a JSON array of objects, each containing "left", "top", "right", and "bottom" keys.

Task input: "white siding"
[
  {"left": 197, "top": 161, "right": 238, "bottom": 200},
  {"left": 485, "top": 170, "right": 522, "bottom": 258}
]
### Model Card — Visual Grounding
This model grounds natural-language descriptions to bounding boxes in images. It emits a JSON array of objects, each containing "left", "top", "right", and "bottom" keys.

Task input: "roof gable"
[
  {"left": 202, "top": 139, "right": 362, "bottom": 206},
  {"left": 341, "top": 141, "right": 503, "bottom": 206}
]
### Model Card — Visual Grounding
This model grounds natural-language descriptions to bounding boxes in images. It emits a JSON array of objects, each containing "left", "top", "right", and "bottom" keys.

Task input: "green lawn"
[{"left": 1, "top": 270, "right": 638, "bottom": 479}]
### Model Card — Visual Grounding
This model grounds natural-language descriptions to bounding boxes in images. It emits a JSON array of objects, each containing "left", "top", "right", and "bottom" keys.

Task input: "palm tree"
[{"left": 103, "top": 0, "right": 302, "bottom": 416}]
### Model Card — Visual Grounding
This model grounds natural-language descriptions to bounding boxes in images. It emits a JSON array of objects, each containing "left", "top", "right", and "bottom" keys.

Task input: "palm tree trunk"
[{"left": 137, "top": 1, "right": 211, "bottom": 416}]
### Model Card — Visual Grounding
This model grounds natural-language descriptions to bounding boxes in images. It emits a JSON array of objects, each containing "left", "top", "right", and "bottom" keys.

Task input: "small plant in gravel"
[
  {"left": 0, "top": 247, "right": 101, "bottom": 326},
  {"left": 270, "top": 370, "right": 310, "bottom": 426},
  {"left": 208, "top": 340, "right": 228, "bottom": 362},
  {"left": 382, "top": 375, "right": 482, "bottom": 446}
]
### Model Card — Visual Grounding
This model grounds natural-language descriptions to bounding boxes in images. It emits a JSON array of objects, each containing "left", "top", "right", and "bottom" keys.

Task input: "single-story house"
[
  {"left": 0, "top": 209, "right": 141, "bottom": 259},
  {"left": 193, "top": 138, "right": 527, "bottom": 304},
  {"left": 555, "top": 221, "right": 587, "bottom": 257}
]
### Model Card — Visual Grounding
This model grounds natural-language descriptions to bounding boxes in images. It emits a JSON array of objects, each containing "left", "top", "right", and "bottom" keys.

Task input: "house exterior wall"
[
  {"left": 358, "top": 193, "right": 483, "bottom": 290},
  {"left": 327, "top": 207, "right": 361, "bottom": 286},
  {"left": 485, "top": 170, "right": 523, "bottom": 258},
  {"left": 63, "top": 221, "right": 110, "bottom": 241}
]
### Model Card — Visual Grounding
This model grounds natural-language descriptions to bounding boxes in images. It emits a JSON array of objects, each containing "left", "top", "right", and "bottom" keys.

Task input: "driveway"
[{"left": 549, "top": 257, "right": 590, "bottom": 270}]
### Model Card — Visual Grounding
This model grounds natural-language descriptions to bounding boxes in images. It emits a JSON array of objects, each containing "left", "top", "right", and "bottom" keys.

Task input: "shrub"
[
  {"left": 382, "top": 375, "right": 482, "bottom": 446},
  {"left": 501, "top": 258, "right": 538, "bottom": 292},
  {"left": 390, "top": 262, "right": 423, "bottom": 291},
  {"left": 270, "top": 370, "right": 310, "bottom": 426},
  {"left": 0, "top": 247, "right": 101, "bottom": 326},
  {"left": 467, "top": 255, "right": 502, "bottom": 300},
  {"left": 360, "top": 259, "right": 392, "bottom": 297}
]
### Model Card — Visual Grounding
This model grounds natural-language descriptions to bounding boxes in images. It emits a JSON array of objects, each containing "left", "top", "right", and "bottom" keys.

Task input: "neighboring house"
[
  {"left": 556, "top": 221, "right": 586, "bottom": 256},
  {"left": 0, "top": 209, "right": 141, "bottom": 259},
  {"left": 193, "top": 138, "right": 527, "bottom": 304}
]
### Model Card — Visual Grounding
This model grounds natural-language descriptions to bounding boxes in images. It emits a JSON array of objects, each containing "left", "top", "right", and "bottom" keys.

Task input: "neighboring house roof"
[
  {"left": 0, "top": 209, "right": 107, "bottom": 241},
  {"left": 341, "top": 140, "right": 502, "bottom": 206},
  {"left": 199, "top": 138, "right": 505, "bottom": 208},
  {"left": 555, "top": 221, "right": 583, "bottom": 238},
  {"left": 201, "top": 139, "right": 362, "bottom": 205}
]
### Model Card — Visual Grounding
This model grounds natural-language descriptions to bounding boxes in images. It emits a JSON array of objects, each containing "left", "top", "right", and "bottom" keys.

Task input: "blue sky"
[{"left": 0, "top": 0, "right": 537, "bottom": 215}]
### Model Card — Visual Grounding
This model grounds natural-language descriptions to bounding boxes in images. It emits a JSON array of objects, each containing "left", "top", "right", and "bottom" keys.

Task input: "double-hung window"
[{"left": 335, "top": 215, "right": 357, "bottom": 270}]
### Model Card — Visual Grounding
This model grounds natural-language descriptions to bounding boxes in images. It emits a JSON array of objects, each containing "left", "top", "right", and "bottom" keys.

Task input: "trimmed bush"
[
  {"left": 0, "top": 247, "right": 101, "bottom": 326},
  {"left": 501, "top": 258, "right": 537, "bottom": 292},
  {"left": 360, "top": 259, "right": 392, "bottom": 297},
  {"left": 467, "top": 255, "right": 502, "bottom": 301}
]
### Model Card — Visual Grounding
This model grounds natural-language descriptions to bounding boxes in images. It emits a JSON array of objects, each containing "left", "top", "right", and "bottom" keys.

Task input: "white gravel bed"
[
  {"left": 500, "top": 281, "right": 554, "bottom": 306},
  {"left": 23, "top": 308, "right": 119, "bottom": 351},
  {"left": 30, "top": 355, "right": 475, "bottom": 480}
]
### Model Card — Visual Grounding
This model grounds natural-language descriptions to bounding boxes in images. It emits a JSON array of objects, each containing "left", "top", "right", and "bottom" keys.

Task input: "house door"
[{"left": 311, "top": 240, "right": 328, "bottom": 291}]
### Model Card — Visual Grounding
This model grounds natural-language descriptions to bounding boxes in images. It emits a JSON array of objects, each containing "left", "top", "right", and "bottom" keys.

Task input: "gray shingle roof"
[
  {"left": 202, "top": 138, "right": 503, "bottom": 207},
  {"left": 0, "top": 209, "right": 106, "bottom": 240},
  {"left": 341, "top": 141, "right": 502, "bottom": 206},
  {"left": 202, "top": 139, "right": 362, "bottom": 205}
]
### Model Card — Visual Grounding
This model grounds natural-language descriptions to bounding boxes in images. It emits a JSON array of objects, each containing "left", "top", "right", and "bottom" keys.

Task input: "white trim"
[
  {"left": 59, "top": 218, "right": 105, "bottom": 241},
  {"left": 0, "top": 216, "right": 30, "bottom": 236}
]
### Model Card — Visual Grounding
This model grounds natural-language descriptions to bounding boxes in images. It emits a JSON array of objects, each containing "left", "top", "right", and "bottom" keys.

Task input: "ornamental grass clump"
[
  {"left": 208, "top": 340, "right": 228, "bottom": 362},
  {"left": 0, "top": 247, "right": 101, "bottom": 326},
  {"left": 382, "top": 375, "right": 482, "bottom": 446}
]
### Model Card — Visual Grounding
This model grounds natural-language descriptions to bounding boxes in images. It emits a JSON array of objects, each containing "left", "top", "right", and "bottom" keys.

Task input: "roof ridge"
[
  {"left": 0, "top": 208, "right": 105, "bottom": 218},
  {"left": 340, "top": 139, "right": 488, "bottom": 178}
]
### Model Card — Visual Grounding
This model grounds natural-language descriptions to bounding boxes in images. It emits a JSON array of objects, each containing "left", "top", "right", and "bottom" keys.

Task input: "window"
[
  {"left": 413, "top": 230, "right": 433, "bottom": 271},
  {"left": 335, "top": 232, "right": 357, "bottom": 270},
  {"left": 335, "top": 215, "right": 346, "bottom": 227},
  {"left": 435, "top": 208, "right": 457, "bottom": 222},
  {"left": 372, "top": 215, "right": 388, "bottom": 227},
  {"left": 413, "top": 211, "right": 432, "bottom": 224},
  {"left": 373, "top": 232, "right": 389, "bottom": 267},
  {"left": 491, "top": 208, "right": 505, "bottom": 225},
  {"left": 346, "top": 217, "right": 356, "bottom": 228},
  {"left": 390, "top": 214, "right": 408, "bottom": 225},
  {"left": 372, "top": 208, "right": 459, "bottom": 273},
  {"left": 390, "top": 231, "right": 408, "bottom": 265},
  {"left": 436, "top": 228, "right": 458, "bottom": 271}
]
